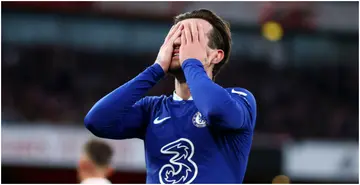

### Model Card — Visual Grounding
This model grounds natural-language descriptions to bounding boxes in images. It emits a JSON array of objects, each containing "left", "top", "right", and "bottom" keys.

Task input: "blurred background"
[{"left": 1, "top": 1, "right": 359, "bottom": 184}]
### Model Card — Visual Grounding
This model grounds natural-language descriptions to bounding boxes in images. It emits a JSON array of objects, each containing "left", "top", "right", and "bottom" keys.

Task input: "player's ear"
[{"left": 209, "top": 49, "right": 224, "bottom": 65}]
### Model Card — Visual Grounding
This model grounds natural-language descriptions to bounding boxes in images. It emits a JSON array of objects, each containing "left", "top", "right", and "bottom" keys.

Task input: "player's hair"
[
  {"left": 174, "top": 9, "right": 232, "bottom": 79},
  {"left": 84, "top": 139, "right": 113, "bottom": 167}
]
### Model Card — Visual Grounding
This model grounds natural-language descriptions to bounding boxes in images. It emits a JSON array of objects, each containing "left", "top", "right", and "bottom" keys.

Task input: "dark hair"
[
  {"left": 174, "top": 9, "right": 232, "bottom": 78},
  {"left": 84, "top": 139, "right": 113, "bottom": 167}
]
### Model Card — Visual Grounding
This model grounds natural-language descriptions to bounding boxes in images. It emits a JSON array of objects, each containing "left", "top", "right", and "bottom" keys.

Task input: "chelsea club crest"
[{"left": 192, "top": 112, "right": 207, "bottom": 128}]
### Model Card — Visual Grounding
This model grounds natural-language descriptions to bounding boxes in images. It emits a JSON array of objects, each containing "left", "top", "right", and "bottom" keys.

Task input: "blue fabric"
[{"left": 85, "top": 59, "right": 257, "bottom": 183}]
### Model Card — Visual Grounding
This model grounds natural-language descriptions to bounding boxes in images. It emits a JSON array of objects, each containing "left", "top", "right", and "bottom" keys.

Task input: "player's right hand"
[{"left": 155, "top": 23, "right": 183, "bottom": 73}]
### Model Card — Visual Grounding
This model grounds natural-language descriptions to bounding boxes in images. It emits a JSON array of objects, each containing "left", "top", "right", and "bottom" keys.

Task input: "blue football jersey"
[
  {"left": 85, "top": 59, "right": 257, "bottom": 184},
  {"left": 142, "top": 88, "right": 256, "bottom": 183}
]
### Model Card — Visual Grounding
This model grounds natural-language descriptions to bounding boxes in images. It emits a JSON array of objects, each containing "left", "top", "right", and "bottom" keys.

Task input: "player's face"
[{"left": 168, "top": 19, "right": 213, "bottom": 74}]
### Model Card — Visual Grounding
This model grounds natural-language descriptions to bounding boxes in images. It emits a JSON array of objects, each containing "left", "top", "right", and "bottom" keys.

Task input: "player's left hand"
[{"left": 179, "top": 22, "right": 209, "bottom": 67}]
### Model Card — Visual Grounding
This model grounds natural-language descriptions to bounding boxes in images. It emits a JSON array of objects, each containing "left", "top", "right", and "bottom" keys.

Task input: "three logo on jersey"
[
  {"left": 154, "top": 112, "right": 206, "bottom": 184},
  {"left": 159, "top": 138, "right": 198, "bottom": 184}
]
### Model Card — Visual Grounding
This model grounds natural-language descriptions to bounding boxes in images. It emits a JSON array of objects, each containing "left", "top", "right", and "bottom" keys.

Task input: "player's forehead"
[{"left": 178, "top": 18, "right": 213, "bottom": 35}]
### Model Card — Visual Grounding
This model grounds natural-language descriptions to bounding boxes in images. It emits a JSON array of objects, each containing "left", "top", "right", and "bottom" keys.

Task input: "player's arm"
[
  {"left": 85, "top": 23, "right": 183, "bottom": 139},
  {"left": 84, "top": 64, "right": 164, "bottom": 139},
  {"left": 179, "top": 22, "right": 255, "bottom": 130},
  {"left": 182, "top": 59, "right": 256, "bottom": 130}
]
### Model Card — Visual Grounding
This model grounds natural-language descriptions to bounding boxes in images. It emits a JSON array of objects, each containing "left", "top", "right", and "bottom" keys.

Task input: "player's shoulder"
[
  {"left": 225, "top": 87, "right": 255, "bottom": 98},
  {"left": 225, "top": 87, "right": 253, "bottom": 96},
  {"left": 138, "top": 94, "right": 172, "bottom": 107},
  {"left": 138, "top": 95, "right": 171, "bottom": 112},
  {"left": 142, "top": 95, "right": 167, "bottom": 101},
  {"left": 140, "top": 95, "right": 168, "bottom": 104},
  {"left": 225, "top": 87, "right": 256, "bottom": 107}
]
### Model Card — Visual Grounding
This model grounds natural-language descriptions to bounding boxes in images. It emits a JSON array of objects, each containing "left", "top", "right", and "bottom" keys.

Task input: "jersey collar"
[
  {"left": 81, "top": 177, "right": 111, "bottom": 184},
  {"left": 173, "top": 91, "right": 193, "bottom": 101}
]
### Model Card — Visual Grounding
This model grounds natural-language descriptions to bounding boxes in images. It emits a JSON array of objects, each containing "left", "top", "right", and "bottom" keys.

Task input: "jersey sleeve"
[
  {"left": 221, "top": 88, "right": 256, "bottom": 130},
  {"left": 84, "top": 64, "right": 164, "bottom": 139},
  {"left": 182, "top": 59, "right": 256, "bottom": 130}
]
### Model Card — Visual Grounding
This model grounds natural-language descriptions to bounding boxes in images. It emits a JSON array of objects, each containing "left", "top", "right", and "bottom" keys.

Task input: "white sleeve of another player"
[{"left": 81, "top": 178, "right": 111, "bottom": 184}]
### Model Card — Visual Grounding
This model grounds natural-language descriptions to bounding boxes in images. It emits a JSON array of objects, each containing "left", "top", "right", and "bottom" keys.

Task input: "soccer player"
[
  {"left": 77, "top": 139, "right": 114, "bottom": 184},
  {"left": 85, "top": 9, "right": 257, "bottom": 184}
]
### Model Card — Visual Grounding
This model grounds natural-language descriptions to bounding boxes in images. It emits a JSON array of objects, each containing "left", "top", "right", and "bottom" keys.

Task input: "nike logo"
[
  {"left": 231, "top": 89, "right": 247, "bottom": 96},
  {"left": 153, "top": 116, "right": 171, "bottom": 124}
]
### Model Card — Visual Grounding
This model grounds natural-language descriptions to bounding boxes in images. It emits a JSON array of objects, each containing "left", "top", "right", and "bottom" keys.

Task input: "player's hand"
[
  {"left": 179, "top": 22, "right": 208, "bottom": 67},
  {"left": 155, "top": 23, "right": 183, "bottom": 73}
]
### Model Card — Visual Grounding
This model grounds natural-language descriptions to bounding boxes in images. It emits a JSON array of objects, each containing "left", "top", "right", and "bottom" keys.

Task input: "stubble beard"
[{"left": 168, "top": 59, "right": 186, "bottom": 83}]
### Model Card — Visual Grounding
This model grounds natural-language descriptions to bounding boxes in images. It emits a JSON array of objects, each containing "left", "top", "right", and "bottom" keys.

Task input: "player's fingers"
[
  {"left": 181, "top": 30, "right": 186, "bottom": 45},
  {"left": 198, "top": 23, "right": 206, "bottom": 46},
  {"left": 190, "top": 22, "right": 198, "bottom": 42},
  {"left": 165, "top": 23, "right": 180, "bottom": 42},
  {"left": 184, "top": 23, "right": 192, "bottom": 43},
  {"left": 167, "top": 23, "right": 180, "bottom": 40},
  {"left": 164, "top": 25, "right": 175, "bottom": 41},
  {"left": 169, "top": 24, "right": 183, "bottom": 42}
]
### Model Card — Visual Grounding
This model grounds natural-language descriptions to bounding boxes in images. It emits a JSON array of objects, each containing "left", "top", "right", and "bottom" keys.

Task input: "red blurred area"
[
  {"left": 2, "top": 1, "right": 189, "bottom": 20},
  {"left": 2, "top": 1, "right": 94, "bottom": 10},
  {"left": 2, "top": 166, "right": 146, "bottom": 184},
  {"left": 259, "top": 2, "right": 315, "bottom": 30}
]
